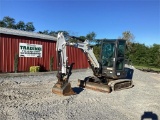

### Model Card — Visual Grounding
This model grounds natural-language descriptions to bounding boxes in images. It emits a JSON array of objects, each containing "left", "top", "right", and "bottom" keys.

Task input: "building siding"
[{"left": 0, "top": 34, "right": 89, "bottom": 73}]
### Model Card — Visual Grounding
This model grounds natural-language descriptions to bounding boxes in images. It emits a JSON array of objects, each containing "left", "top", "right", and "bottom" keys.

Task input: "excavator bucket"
[
  {"left": 78, "top": 79, "right": 111, "bottom": 93},
  {"left": 52, "top": 82, "right": 76, "bottom": 96},
  {"left": 52, "top": 69, "right": 76, "bottom": 96}
]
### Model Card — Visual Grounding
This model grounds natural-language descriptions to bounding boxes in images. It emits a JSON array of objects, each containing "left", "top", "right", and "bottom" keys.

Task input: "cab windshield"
[{"left": 101, "top": 42, "right": 115, "bottom": 67}]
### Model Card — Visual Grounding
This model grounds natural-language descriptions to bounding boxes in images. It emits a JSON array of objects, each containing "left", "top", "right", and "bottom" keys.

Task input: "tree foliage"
[
  {"left": 38, "top": 30, "right": 69, "bottom": 38},
  {"left": 16, "top": 21, "right": 25, "bottom": 30},
  {"left": 119, "top": 31, "right": 135, "bottom": 51},
  {"left": 119, "top": 31, "right": 160, "bottom": 68},
  {"left": 38, "top": 30, "right": 50, "bottom": 35},
  {"left": 86, "top": 31, "right": 96, "bottom": 41},
  {"left": 121, "top": 31, "right": 134, "bottom": 42},
  {"left": 25, "top": 22, "right": 35, "bottom": 32},
  {"left": 79, "top": 36, "right": 86, "bottom": 41},
  {"left": 0, "top": 16, "right": 35, "bottom": 31},
  {"left": 128, "top": 43, "right": 160, "bottom": 68},
  {"left": 2, "top": 16, "right": 16, "bottom": 29},
  {"left": 93, "top": 45, "right": 101, "bottom": 60},
  {"left": 0, "top": 21, "right": 6, "bottom": 27}
]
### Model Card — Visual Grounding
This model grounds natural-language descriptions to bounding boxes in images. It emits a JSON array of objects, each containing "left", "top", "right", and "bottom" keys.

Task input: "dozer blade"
[
  {"left": 78, "top": 79, "right": 111, "bottom": 93},
  {"left": 108, "top": 79, "right": 133, "bottom": 91},
  {"left": 52, "top": 82, "right": 76, "bottom": 96}
]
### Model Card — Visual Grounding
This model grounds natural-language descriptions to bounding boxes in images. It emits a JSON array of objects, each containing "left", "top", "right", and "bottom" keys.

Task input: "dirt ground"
[{"left": 0, "top": 68, "right": 160, "bottom": 120}]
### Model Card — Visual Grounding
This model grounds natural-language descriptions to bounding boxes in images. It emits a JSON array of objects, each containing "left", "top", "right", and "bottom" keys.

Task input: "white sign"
[{"left": 19, "top": 43, "right": 42, "bottom": 57}]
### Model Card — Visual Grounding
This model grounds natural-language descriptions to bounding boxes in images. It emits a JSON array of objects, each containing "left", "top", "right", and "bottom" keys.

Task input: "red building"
[{"left": 0, "top": 27, "right": 89, "bottom": 73}]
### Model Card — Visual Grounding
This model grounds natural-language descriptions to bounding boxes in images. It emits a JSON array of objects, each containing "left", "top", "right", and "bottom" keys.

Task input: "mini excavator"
[{"left": 52, "top": 32, "right": 133, "bottom": 96}]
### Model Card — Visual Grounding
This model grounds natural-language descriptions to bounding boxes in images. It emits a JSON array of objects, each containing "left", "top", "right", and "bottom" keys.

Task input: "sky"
[{"left": 0, "top": 0, "right": 160, "bottom": 45}]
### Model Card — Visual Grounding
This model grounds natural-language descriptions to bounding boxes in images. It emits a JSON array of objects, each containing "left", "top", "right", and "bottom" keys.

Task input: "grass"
[{"left": 134, "top": 65, "right": 160, "bottom": 72}]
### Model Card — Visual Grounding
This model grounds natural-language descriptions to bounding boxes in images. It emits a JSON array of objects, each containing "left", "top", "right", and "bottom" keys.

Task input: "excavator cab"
[{"left": 101, "top": 40, "right": 127, "bottom": 79}]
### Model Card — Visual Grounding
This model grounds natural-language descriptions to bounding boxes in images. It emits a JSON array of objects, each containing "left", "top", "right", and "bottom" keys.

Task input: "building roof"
[{"left": 0, "top": 27, "right": 57, "bottom": 41}]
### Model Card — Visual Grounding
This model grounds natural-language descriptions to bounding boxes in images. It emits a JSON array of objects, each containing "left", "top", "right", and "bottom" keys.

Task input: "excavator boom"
[{"left": 52, "top": 33, "right": 75, "bottom": 96}]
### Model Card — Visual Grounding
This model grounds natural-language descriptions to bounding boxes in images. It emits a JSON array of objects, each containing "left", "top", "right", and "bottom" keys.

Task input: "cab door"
[{"left": 115, "top": 40, "right": 126, "bottom": 75}]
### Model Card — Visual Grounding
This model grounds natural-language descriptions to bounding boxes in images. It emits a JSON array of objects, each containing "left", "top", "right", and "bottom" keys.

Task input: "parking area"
[{"left": 0, "top": 68, "right": 160, "bottom": 120}]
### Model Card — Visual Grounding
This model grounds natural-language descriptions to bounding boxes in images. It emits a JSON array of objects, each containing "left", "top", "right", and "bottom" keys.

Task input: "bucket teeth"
[{"left": 52, "top": 82, "right": 76, "bottom": 96}]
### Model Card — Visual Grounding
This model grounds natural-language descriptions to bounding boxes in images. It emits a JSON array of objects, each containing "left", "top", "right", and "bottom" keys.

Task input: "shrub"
[
  {"left": 14, "top": 54, "right": 19, "bottom": 73},
  {"left": 50, "top": 56, "right": 54, "bottom": 71}
]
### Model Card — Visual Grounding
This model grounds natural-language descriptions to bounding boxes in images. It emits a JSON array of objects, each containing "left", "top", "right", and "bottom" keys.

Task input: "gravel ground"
[{"left": 0, "top": 67, "right": 160, "bottom": 120}]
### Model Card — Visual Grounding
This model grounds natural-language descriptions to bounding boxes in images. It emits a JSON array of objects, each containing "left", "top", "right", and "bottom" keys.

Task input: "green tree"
[
  {"left": 0, "top": 16, "right": 36, "bottom": 32},
  {"left": 2, "top": 16, "right": 16, "bottom": 29},
  {"left": 56, "top": 30, "right": 69, "bottom": 38},
  {"left": 86, "top": 31, "right": 96, "bottom": 41},
  {"left": 119, "top": 31, "right": 135, "bottom": 60},
  {"left": 16, "top": 21, "right": 25, "bottom": 30},
  {"left": 68, "top": 38, "right": 78, "bottom": 43},
  {"left": 79, "top": 36, "right": 86, "bottom": 41},
  {"left": 49, "top": 31, "right": 57, "bottom": 37},
  {"left": 25, "top": 22, "right": 35, "bottom": 31},
  {"left": 93, "top": 45, "right": 101, "bottom": 60},
  {"left": 128, "top": 43, "right": 143, "bottom": 65},
  {"left": 120, "top": 31, "right": 135, "bottom": 51},
  {"left": 0, "top": 21, "right": 7, "bottom": 27},
  {"left": 148, "top": 44, "right": 160, "bottom": 67},
  {"left": 38, "top": 30, "right": 49, "bottom": 35},
  {"left": 121, "top": 31, "right": 134, "bottom": 42},
  {"left": 126, "top": 42, "right": 160, "bottom": 68}
]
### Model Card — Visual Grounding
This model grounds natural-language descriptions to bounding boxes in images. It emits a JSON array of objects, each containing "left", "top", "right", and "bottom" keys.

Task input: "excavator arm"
[
  {"left": 56, "top": 32, "right": 100, "bottom": 77},
  {"left": 52, "top": 32, "right": 101, "bottom": 95}
]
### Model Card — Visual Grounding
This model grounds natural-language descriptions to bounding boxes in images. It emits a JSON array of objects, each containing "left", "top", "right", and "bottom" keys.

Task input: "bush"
[
  {"left": 14, "top": 54, "right": 19, "bottom": 73},
  {"left": 50, "top": 56, "right": 54, "bottom": 71}
]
